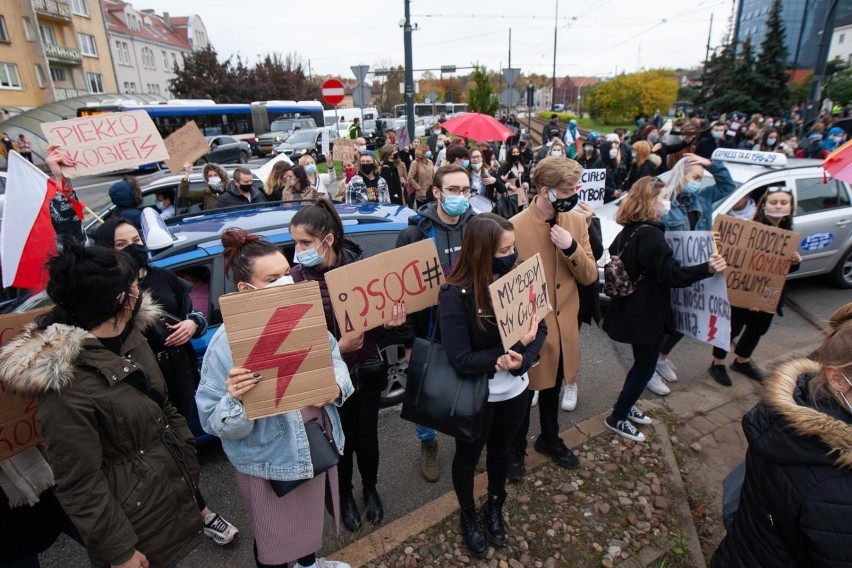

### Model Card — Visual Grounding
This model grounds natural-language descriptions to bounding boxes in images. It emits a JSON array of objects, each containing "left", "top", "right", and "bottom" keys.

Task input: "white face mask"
[
  {"left": 357, "top": 145, "right": 367, "bottom": 153},
  {"left": 471, "top": 162, "right": 482, "bottom": 171},
  {"left": 551, "top": 149, "right": 563, "bottom": 157},
  {"left": 245, "top": 275, "right": 294, "bottom": 290},
  {"left": 764, "top": 207, "right": 791, "bottom": 219},
  {"left": 207, "top": 176, "right": 221, "bottom": 187},
  {"left": 584, "top": 145, "right": 593, "bottom": 153},
  {"left": 609, "top": 149, "right": 618, "bottom": 159},
  {"left": 656, "top": 199, "right": 672, "bottom": 216},
  {"left": 437, "top": 141, "right": 445, "bottom": 148}
]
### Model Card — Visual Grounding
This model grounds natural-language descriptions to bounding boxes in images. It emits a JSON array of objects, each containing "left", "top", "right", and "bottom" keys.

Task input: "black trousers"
[
  {"left": 611, "top": 341, "right": 662, "bottom": 422},
  {"left": 712, "top": 307, "right": 774, "bottom": 360},
  {"left": 510, "top": 353, "right": 563, "bottom": 455},
  {"left": 337, "top": 391, "right": 380, "bottom": 499},
  {"left": 660, "top": 332, "right": 684, "bottom": 356},
  {"left": 452, "top": 389, "right": 529, "bottom": 510},
  {"left": 157, "top": 347, "right": 197, "bottom": 425}
]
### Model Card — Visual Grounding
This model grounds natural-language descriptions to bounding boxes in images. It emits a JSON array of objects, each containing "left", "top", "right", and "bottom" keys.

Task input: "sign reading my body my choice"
[
  {"left": 488, "top": 253, "right": 552, "bottom": 351},
  {"left": 41, "top": 110, "right": 169, "bottom": 177}
]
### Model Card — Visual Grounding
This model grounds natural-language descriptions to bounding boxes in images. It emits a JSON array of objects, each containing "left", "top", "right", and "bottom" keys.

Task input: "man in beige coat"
[{"left": 508, "top": 157, "right": 598, "bottom": 478}]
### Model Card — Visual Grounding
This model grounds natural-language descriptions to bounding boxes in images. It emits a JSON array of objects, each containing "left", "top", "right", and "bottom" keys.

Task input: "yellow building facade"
[{"left": 0, "top": 0, "right": 117, "bottom": 111}]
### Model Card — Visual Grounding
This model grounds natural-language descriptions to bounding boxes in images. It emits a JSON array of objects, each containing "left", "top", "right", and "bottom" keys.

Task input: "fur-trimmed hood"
[
  {"left": 0, "top": 292, "right": 162, "bottom": 397},
  {"left": 749, "top": 358, "right": 852, "bottom": 470}
]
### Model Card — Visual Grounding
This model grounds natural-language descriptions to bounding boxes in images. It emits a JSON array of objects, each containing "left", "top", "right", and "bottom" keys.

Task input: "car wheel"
[
  {"left": 238, "top": 151, "right": 249, "bottom": 164},
  {"left": 194, "top": 157, "right": 207, "bottom": 166},
  {"left": 830, "top": 245, "right": 852, "bottom": 289},
  {"left": 379, "top": 343, "right": 407, "bottom": 407}
]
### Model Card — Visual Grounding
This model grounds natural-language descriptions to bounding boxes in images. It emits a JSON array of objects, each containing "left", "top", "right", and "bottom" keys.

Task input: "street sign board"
[
  {"left": 499, "top": 88, "right": 521, "bottom": 107},
  {"left": 502, "top": 68, "right": 521, "bottom": 87},
  {"left": 350, "top": 65, "right": 370, "bottom": 84},
  {"left": 321, "top": 79, "right": 345, "bottom": 105},
  {"left": 352, "top": 85, "right": 372, "bottom": 108}
]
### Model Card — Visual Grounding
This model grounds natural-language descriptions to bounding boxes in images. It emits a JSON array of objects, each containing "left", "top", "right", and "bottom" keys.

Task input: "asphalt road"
[{"left": 37, "top": 279, "right": 850, "bottom": 567}]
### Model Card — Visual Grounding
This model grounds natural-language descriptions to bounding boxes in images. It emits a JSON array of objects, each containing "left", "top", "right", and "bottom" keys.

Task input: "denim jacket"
[
  {"left": 661, "top": 161, "right": 735, "bottom": 232},
  {"left": 195, "top": 326, "right": 353, "bottom": 481}
]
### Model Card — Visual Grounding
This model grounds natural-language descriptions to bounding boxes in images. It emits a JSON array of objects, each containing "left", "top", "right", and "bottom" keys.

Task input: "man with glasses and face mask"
[
  {"left": 394, "top": 164, "right": 477, "bottom": 482},
  {"left": 506, "top": 157, "right": 598, "bottom": 479}
]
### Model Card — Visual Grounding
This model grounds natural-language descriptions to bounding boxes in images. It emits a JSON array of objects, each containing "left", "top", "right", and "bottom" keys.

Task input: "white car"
[{"left": 595, "top": 151, "right": 852, "bottom": 290}]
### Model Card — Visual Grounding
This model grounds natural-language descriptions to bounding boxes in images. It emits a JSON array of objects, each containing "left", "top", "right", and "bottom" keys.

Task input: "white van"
[{"left": 323, "top": 107, "right": 379, "bottom": 126}]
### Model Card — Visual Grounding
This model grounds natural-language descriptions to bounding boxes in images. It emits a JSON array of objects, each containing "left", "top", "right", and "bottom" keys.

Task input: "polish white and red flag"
[{"left": 0, "top": 151, "right": 57, "bottom": 290}]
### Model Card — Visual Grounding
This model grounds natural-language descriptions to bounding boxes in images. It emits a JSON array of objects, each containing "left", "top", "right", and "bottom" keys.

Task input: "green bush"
[{"left": 537, "top": 111, "right": 577, "bottom": 122}]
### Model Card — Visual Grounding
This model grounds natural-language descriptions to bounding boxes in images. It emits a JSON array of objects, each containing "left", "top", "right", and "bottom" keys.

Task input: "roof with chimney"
[{"left": 102, "top": 0, "right": 191, "bottom": 50}]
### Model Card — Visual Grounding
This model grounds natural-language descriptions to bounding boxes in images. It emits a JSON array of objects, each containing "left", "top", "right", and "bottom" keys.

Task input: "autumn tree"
[
  {"left": 586, "top": 70, "right": 678, "bottom": 124},
  {"left": 169, "top": 46, "right": 233, "bottom": 101},
  {"left": 466, "top": 66, "right": 499, "bottom": 115}
]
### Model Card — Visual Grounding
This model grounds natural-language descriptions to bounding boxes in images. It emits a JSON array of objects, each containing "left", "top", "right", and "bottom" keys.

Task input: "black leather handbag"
[
  {"left": 269, "top": 417, "right": 340, "bottom": 498},
  {"left": 400, "top": 317, "right": 489, "bottom": 443}
]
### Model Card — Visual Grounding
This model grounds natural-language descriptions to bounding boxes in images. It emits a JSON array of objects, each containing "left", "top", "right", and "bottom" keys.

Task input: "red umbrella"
[
  {"left": 439, "top": 113, "right": 514, "bottom": 142},
  {"left": 822, "top": 138, "right": 852, "bottom": 183}
]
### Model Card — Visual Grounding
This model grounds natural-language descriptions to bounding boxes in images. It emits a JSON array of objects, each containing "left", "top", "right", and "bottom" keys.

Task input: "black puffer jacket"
[{"left": 712, "top": 358, "right": 852, "bottom": 567}]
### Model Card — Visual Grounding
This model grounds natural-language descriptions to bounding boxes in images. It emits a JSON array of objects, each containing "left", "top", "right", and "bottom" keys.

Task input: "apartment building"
[
  {"left": 102, "top": 0, "right": 209, "bottom": 98},
  {"left": 0, "top": 0, "right": 118, "bottom": 109}
]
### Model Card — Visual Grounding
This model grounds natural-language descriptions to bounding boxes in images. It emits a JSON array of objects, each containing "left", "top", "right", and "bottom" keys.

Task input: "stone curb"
[{"left": 332, "top": 411, "right": 610, "bottom": 567}]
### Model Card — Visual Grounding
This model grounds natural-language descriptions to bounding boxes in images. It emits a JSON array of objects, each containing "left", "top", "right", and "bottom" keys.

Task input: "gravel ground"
[{"left": 362, "top": 427, "right": 695, "bottom": 568}]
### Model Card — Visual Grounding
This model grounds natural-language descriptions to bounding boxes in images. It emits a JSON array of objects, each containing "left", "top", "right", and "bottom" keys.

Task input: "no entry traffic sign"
[{"left": 322, "top": 79, "right": 345, "bottom": 106}]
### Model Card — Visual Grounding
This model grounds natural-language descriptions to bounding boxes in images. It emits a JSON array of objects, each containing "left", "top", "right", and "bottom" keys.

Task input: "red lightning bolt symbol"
[
  {"left": 244, "top": 304, "right": 313, "bottom": 406},
  {"left": 707, "top": 314, "right": 718, "bottom": 342},
  {"left": 529, "top": 286, "right": 538, "bottom": 314}
]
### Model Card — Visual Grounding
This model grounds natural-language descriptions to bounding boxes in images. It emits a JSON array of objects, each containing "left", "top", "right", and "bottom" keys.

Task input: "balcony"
[
  {"left": 44, "top": 44, "right": 81, "bottom": 64},
  {"left": 54, "top": 88, "right": 89, "bottom": 101},
  {"left": 33, "top": 0, "right": 73, "bottom": 21}
]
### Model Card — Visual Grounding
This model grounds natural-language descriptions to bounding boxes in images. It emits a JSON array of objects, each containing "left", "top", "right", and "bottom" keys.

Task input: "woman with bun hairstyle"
[
  {"left": 288, "top": 198, "right": 406, "bottom": 534},
  {"left": 712, "top": 302, "right": 852, "bottom": 567},
  {"left": 0, "top": 242, "right": 202, "bottom": 568},
  {"left": 196, "top": 227, "right": 354, "bottom": 568}
]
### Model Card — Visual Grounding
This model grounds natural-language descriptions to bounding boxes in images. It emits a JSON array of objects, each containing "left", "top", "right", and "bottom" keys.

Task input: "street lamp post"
[{"left": 403, "top": 0, "right": 415, "bottom": 145}]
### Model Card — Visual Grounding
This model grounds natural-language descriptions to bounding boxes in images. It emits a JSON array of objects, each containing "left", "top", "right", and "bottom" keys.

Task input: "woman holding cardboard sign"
[
  {"left": 196, "top": 228, "right": 354, "bottom": 568},
  {"left": 707, "top": 187, "right": 802, "bottom": 387},
  {"left": 439, "top": 213, "right": 547, "bottom": 559},
  {"left": 288, "top": 199, "right": 407, "bottom": 534}
]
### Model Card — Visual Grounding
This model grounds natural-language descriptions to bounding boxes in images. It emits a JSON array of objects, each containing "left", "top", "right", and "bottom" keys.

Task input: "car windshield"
[
  {"left": 270, "top": 119, "right": 296, "bottom": 131},
  {"left": 363, "top": 120, "right": 376, "bottom": 130},
  {"left": 286, "top": 130, "right": 315, "bottom": 144}
]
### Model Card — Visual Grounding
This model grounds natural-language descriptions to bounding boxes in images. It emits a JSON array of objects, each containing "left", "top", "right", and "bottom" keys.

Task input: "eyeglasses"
[
  {"left": 283, "top": 175, "right": 296, "bottom": 180},
  {"left": 766, "top": 186, "right": 792, "bottom": 194},
  {"left": 442, "top": 185, "right": 471, "bottom": 197}
]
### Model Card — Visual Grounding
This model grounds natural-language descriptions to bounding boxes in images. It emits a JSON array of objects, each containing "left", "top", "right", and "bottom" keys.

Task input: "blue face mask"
[
  {"left": 493, "top": 249, "right": 519, "bottom": 275},
  {"left": 461, "top": 159, "right": 470, "bottom": 169},
  {"left": 305, "top": 164, "right": 317, "bottom": 174},
  {"left": 441, "top": 194, "right": 469, "bottom": 216},
  {"left": 425, "top": 150, "right": 433, "bottom": 159},
  {"left": 296, "top": 237, "right": 328, "bottom": 268},
  {"left": 682, "top": 180, "right": 701, "bottom": 195}
]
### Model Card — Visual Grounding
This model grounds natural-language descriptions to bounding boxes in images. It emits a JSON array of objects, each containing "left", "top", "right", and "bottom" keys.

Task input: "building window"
[
  {"left": 77, "top": 33, "right": 97, "bottom": 57},
  {"left": 69, "top": 0, "right": 89, "bottom": 17},
  {"left": 22, "top": 17, "right": 34, "bottom": 41},
  {"left": 171, "top": 53, "right": 177, "bottom": 68},
  {"left": 841, "top": 33, "right": 846, "bottom": 44},
  {"left": 39, "top": 25, "right": 56, "bottom": 46},
  {"left": 34, "top": 64, "right": 46, "bottom": 88},
  {"left": 0, "top": 16, "right": 9, "bottom": 43},
  {"left": 126, "top": 13, "right": 139, "bottom": 31},
  {"left": 0, "top": 63, "right": 22, "bottom": 89},
  {"left": 86, "top": 72, "right": 104, "bottom": 93},
  {"left": 50, "top": 67, "right": 66, "bottom": 82},
  {"left": 141, "top": 47, "right": 155, "bottom": 69},
  {"left": 162, "top": 50, "right": 168, "bottom": 69},
  {"left": 115, "top": 41, "right": 131, "bottom": 65},
  {"left": 124, "top": 81, "right": 136, "bottom": 93}
]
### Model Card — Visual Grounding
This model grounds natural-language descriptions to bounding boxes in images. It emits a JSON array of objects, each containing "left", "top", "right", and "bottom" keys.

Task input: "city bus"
[
  {"left": 393, "top": 102, "right": 467, "bottom": 118},
  {"left": 76, "top": 99, "right": 324, "bottom": 142}
]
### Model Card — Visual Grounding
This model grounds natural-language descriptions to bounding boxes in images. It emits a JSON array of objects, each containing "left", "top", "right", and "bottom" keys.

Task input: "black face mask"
[
  {"left": 493, "top": 250, "right": 519, "bottom": 276},
  {"left": 238, "top": 183, "right": 253, "bottom": 192},
  {"left": 551, "top": 192, "right": 580, "bottom": 213},
  {"left": 360, "top": 164, "right": 375, "bottom": 175},
  {"left": 124, "top": 243, "right": 149, "bottom": 268}
]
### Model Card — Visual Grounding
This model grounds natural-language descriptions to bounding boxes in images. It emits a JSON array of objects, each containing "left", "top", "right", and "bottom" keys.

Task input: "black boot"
[
  {"left": 459, "top": 506, "right": 488, "bottom": 558},
  {"left": 481, "top": 491, "right": 508, "bottom": 547},
  {"left": 363, "top": 486, "right": 384, "bottom": 525},
  {"left": 341, "top": 493, "right": 361, "bottom": 532}
]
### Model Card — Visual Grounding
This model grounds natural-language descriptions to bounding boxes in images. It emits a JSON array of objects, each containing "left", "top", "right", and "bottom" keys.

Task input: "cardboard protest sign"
[
  {"left": 41, "top": 111, "right": 169, "bottom": 178},
  {"left": 254, "top": 153, "right": 293, "bottom": 188},
  {"left": 713, "top": 214, "right": 801, "bottom": 313},
  {"left": 163, "top": 121, "right": 209, "bottom": 174},
  {"left": 665, "top": 231, "right": 731, "bottom": 350},
  {"left": 219, "top": 281, "right": 339, "bottom": 419},
  {"left": 488, "top": 253, "right": 553, "bottom": 351},
  {"left": 332, "top": 139, "right": 356, "bottom": 162},
  {"left": 325, "top": 239, "right": 445, "bottom": 335},
  {"left": 0, "top": 308, "right": 50, "bottom": 460},
  {"left": 577, "top": 168, "right": 606, "bottom": 209},
  {"left": 321, "top": 129, "right": 330, "bottom": 157}
]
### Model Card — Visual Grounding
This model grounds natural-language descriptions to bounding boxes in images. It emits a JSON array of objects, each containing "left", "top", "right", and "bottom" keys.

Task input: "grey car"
[
  {"left": 273, "top": 127, "right": 339, "bottom": 161},
  {"left": 197, "top": 136, "right": 251, "bottom": 165},
  {"left": 596, "top": 155, "right": 852, "bottom": 290}
]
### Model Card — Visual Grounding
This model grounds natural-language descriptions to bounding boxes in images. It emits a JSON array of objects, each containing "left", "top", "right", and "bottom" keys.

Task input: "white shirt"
[{"left": 488, "top": 369, "right": 528, "bottom": 403}]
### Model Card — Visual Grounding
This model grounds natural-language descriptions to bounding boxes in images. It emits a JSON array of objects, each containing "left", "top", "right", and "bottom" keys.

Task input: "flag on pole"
[{"left": 0, "top": 151, "right": 57, "bottom": 290}]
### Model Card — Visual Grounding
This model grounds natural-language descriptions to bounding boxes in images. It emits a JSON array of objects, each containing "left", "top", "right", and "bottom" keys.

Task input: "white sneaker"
[
  {"left": 656, "top": 359, "right": 678, "bottom": 382},
  {"left": 312, "top": 559, "right": 351, "bottom": 568},
  {"left": 646, "top": 372, "right": 671, "bottom": 396},
  {"left": 531, "top": 390, "right": 539, "bottom": 407},
  {"left": 203, "top": 512, "right": 239, "bottom": 545},
  {"left": 560, "top": 383, "right": 578, "bottom": 411}
]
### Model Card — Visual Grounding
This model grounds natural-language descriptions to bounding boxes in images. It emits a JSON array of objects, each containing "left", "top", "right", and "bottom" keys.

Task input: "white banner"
[
  {"left": 577, "top": 168, "right": 606, "bottom": 209},
  {"left": 665, "top": 231, "right": 731, "bottom": 350}
]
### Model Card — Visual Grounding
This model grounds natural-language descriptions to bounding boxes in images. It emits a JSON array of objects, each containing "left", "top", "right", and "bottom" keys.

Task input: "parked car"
[
  {"left": 83, "top": 164, "right": 265, "bottom": 234},
  {"left": 595, "top": 151, "right": 852, "bottom": 295},
  {"left": 196, "top": 136, "right": 251, "bottom": 166},
  {"left": 15, "top": 201, "right": 417, "bottom": 440},
  {"left": 389, "top": 118, "right": 426, "bottom": 138},
  {"left": 256, "top": 117, "right": 317, "bottom": 156},
  {"left": 273, "top": 127, "right": 339, "bottom": 161}
]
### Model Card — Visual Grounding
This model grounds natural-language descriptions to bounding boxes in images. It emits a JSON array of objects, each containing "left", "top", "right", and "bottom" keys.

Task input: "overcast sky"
[{"left": 138, "top": 0, "right": 732, "bottom": 80}]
